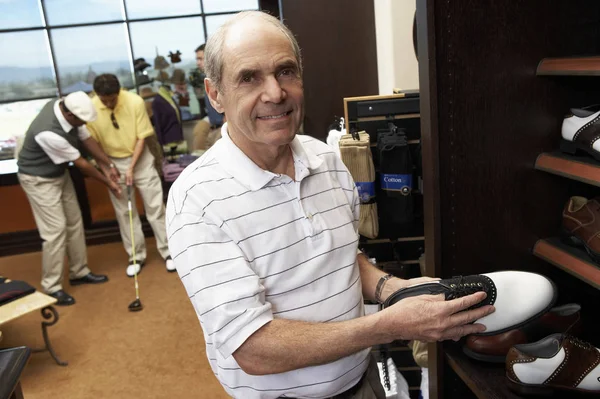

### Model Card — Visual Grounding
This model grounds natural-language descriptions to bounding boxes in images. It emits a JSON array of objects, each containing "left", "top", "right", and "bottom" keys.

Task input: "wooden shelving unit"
[
  {"left": 536, "top": 56, "right": 600, "bottom": 76},
  {"left": 534, "top": 152, "right": 600, "bottom": 187},
  {"left": 532, "top": 238, "right": 600, "bottom": 289},
  {"left": 445, "top": 345, "right": 522, "bottom": 399}
]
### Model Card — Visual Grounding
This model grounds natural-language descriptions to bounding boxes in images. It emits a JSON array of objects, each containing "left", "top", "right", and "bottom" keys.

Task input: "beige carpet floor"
[{"left": 0, "top": 240, "right": 230, "bottom": 399}]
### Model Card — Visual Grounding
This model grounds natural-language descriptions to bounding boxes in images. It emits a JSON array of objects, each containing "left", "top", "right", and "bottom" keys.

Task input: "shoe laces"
[{"left": 446, "top": 276, "right": 487, "bottom": 300}]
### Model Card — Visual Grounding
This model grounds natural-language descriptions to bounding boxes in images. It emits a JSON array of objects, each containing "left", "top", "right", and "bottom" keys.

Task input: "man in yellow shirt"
[{"left": 87, "top": 74, "right": 174, "bottom": 276}]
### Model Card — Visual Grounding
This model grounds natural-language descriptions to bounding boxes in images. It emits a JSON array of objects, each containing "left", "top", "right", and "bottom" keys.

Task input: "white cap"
[{"left": 63, "top": 91, "right": 97, "bottom": 122}]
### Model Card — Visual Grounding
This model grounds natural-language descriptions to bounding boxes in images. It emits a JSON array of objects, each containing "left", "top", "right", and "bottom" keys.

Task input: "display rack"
[
  {"left": 416, "top": 0, "right": 600, "bottom": 397},
  {"left": 344, "top": 92, "right": 425, "bottom": 399}
]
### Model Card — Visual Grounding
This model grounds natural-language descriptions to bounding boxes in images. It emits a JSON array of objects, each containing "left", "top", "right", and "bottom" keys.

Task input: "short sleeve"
[
  {"left": 35, "top": 131, "right": 81, "bottom": 164},
  {"left": 77, "top": 125, "right": 92, "bottom": 141}
]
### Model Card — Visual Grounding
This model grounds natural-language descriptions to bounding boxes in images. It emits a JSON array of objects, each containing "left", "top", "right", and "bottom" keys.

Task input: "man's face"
[
  {"left": 196, "top": 50, "right": 205, "bottom": 71},
  {"left": 206, "top": 23, "right": 304, "bottom": 150},
  {"left": 60, "top": 102, "right": 85, "bottom": 127},
  {"left": 98, "top": 93, "right": 119, "bottom": 110}
]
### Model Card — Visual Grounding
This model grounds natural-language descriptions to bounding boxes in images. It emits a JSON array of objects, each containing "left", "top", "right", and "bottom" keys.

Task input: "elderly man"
[
  {"left": 17, "top": 91, "right": 121, "bottom": 305},
  {"left": 166, "top": 11, "right": 494, "bottom": 399}
]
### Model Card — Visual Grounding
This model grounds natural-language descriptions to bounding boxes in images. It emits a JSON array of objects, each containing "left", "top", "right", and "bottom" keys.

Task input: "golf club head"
[{"left": 128, "top": 298, "right": 143, "bottom": 312}]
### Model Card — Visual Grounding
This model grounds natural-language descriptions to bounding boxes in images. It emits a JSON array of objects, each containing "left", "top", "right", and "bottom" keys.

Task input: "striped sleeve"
[{"left": 167, "top": 210, "right": 273, "bottom": 358}]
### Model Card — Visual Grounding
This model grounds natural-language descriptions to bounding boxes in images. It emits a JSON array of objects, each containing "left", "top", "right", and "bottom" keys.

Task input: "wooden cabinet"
[{"left": 416, "top": 0, "right": 600, "bottom": 397}]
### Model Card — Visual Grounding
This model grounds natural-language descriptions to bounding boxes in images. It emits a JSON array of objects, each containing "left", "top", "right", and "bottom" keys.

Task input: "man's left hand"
[{"left": 125, "top": 168, "right": 134, "bottom": 186}]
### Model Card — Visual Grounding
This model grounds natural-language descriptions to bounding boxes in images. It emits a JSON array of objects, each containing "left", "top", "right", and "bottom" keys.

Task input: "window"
[
  {"left": 0, "top": 0, "right": 43, "bottom": 30},
  {"left": 0, "top": 98, "right": 53, "bottom": 141},
  {"left": 125, "top": 0, "right": 201, "bottom": 19},
  {"left": 0, "top": 1, "right": 264, "bottom": 104},
  {"left": 129, "top": 17, "right": 204, "bottom": 72},
  {"left": 129, "top": 17, "right": 205, "bottom": 120},
  {"left": 202, "top": 0, "right": 259, "bottom": 14},
  {"left": 0, "top": 31, "right": 57, "bottom": 102},
  {"left": 44, "top": 0, "right": 124, "bottom": 26},
  {"left": 51, "top": 24, "right": 134, "bottom": 94},
  {"left": 205, "top": 15, "right": 232, "bottom": 38}
]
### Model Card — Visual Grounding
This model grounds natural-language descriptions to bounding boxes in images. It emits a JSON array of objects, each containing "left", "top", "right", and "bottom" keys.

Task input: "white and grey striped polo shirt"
[{"left": 166, "top": 124, "right": 369, "bottom": 399}]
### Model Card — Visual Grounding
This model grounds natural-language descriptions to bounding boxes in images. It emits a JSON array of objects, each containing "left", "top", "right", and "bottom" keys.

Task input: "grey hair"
[{"left": 204, "top": 11, "right": 303, "bottom": 89}]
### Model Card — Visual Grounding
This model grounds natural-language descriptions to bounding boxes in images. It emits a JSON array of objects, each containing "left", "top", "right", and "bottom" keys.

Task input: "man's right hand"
[
  {"left": 379, "top": 291, "right": 495, "bottom": 343},
  {"left": 109, "top": 181, "right": 122, "bottom": 198}
]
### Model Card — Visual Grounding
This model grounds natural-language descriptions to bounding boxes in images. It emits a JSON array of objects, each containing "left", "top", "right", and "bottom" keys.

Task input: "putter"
[{"left": 127, "top": 185, "right": 143, "bottom": 312}]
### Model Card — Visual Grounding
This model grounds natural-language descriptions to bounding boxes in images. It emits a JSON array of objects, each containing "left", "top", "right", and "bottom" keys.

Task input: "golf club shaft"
[{"left": 127, "top": 185, "right": 140, "bottom": 300}]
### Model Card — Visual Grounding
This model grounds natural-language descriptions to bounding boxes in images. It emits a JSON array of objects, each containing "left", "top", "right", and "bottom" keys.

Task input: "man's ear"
[{"left": 205, "top": 78, "right": 224, "bottom": 113}]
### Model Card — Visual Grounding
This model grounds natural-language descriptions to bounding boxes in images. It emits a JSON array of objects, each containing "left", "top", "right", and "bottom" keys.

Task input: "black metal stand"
[{"left": 31, "top": 306, "right": 68, "bottom": 366}]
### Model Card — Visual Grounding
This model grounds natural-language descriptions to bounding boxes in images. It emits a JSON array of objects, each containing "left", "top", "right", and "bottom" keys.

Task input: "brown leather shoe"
[
  {"left": 463, "top": 304, "right": 581, "bottom": 363},
  {"left": 506, "top": 334, "right": 600, "bottom": 396},
  {"left": 562, "top": 196, "right": 600, "bottom": 263}
]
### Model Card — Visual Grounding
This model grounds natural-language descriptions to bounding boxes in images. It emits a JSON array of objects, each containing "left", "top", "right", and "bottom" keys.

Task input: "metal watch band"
[{"left": 375, "top": 273, "right": 394, "bottom": 304}]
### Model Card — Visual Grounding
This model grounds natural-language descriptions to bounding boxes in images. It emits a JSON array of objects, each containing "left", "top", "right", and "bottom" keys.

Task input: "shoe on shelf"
[
  {"left": 506, "top": 334, "right": 600, "bottom": 396},
  {"left": 560, "top": 105, "right": 600, "bottom": 161},
  {"left": 48, "top": 290, "right": 75, "bottom": 306},
  {"left": 126, "top": 261, "right": 145, "bottom": 277},
  {"left": 165, "top": 256, "right": 176, "bottom": 273},
  {"left": 463, "top": 303, "right": 582, "bottom": 363},
  {"left": 383, "top": 271, "right": 557, "bottom": 336},
  {"left": 69, "top": 272, "right": 109, "bottom": 286},
  {"left": 562, "top": 196, "right": 600, "bottom": 264}
]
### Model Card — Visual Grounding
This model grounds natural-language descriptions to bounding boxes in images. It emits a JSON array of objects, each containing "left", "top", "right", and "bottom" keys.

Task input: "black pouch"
[
  {"left": 377, "top": 128, "right": 414, "bottom": 225},
  {"left": 0, "top": 280, "right": 36, "bottom": 306}
]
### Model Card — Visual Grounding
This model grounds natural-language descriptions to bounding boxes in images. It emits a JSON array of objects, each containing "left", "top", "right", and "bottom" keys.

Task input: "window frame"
[{"left": 0, "top": 0, "right": 259, "bottom": 104}]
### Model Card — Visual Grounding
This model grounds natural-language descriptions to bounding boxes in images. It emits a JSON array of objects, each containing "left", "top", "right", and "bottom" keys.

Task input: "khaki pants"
[
  {"left": 18, "top": 171, "right": 90, "bottom": 294},
  {"left": 109, "top": 146, "right": 169, "bottom": 264}
]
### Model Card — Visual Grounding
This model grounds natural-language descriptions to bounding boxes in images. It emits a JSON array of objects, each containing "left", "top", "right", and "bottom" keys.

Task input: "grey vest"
[{"left": 17, "top": 99, "right": 80, "bottom": 178}]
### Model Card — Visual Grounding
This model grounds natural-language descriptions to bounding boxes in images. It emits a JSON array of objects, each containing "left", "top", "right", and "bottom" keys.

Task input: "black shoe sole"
[
  {"left": 560, "top": 139, "right": 600, "bottom": 162},
  {"left": 69, "top": 278, "right": 109, "bottom": 286}
]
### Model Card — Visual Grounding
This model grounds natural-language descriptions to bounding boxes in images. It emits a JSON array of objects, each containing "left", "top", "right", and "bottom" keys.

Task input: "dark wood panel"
[
  {"left": 420, "top": 1, "right": 600, "bottom": 398},
  {"left": 258, "top": 0, "right": 280, "bottom": 18},
  {"left": 280, "top": 0, "right": 378, "bottom": 140},
  {"left": 434, "top": 0, "right": 600, "bottom": 277},
  {"left": 445, "top": 344, "right": 520, "bottom": 399}
]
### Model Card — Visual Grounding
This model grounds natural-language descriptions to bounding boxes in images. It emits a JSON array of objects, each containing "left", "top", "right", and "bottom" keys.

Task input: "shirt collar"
[
  {"left": 53, "top": 100, "right": 74, "bottom": 133},
  {"left": 216, "top": 123, "right": 323, "bottom": 191}
]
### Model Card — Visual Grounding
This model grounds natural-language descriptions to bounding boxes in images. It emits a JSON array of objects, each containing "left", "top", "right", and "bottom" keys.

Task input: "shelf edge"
[{"left": 532, "top": 239, "right": 600, "bottom": 290}]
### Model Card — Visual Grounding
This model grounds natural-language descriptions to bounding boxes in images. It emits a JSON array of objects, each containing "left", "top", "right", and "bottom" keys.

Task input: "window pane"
[
  {"left": 44, "top": 0, "right": 124, "bottom": 26},
  {"left": 0, "top": 0, "right": 43, "bottom": 30},
  {"left": 125, "top": 0, "right": 201, "bottom": 19},
  {"left": 0, "top": 98, "right": 53, "bottom": 142},
  {"left": 202, "top": 0, "right": 258, "bottom": 14},
  {"left": 129, "top": 17, "right": 204, "bottom": 119},
  {"left": 51, "top": 24, "right": 134, "bottom": 94},
  {"left": 0, "top": 31, "right": 57, "bottom": 102},
  {"left": 205, "top": 15, "right": 232, "bottom": 39}
]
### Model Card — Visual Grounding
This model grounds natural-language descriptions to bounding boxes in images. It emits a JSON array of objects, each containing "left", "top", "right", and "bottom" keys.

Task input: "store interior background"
[{"left": 0, "top": 1, "right": 422, "bottom": 398}]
